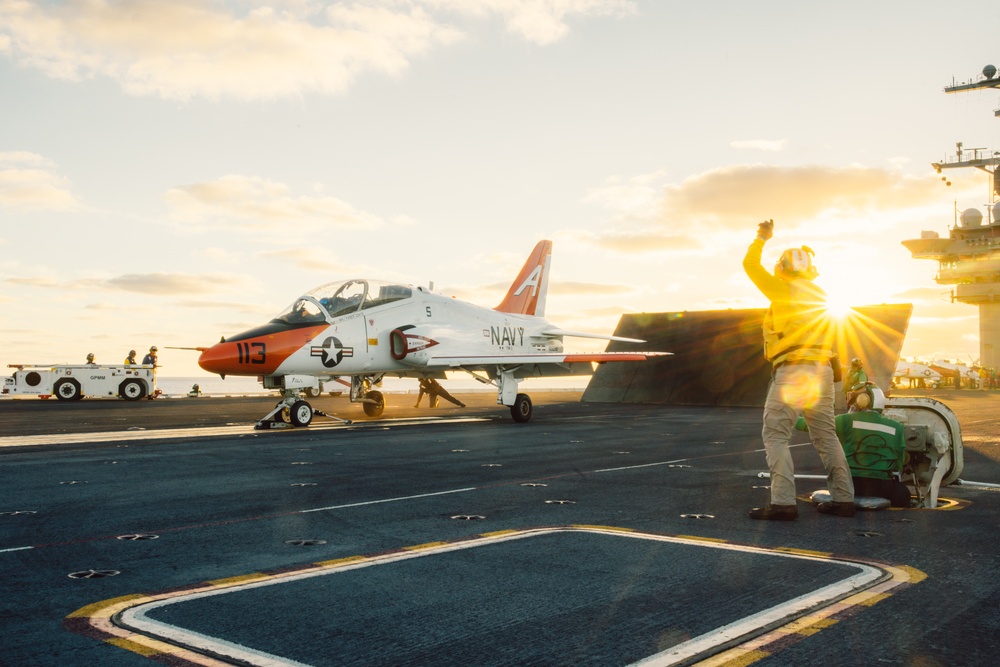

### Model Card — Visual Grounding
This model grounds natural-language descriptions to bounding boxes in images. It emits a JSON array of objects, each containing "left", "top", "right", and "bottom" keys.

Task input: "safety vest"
[{"left": 761, "top": 278, "right": 835, "bottom": 365}]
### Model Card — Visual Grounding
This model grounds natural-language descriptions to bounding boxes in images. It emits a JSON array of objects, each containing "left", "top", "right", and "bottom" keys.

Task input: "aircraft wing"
[{"left": 425, "top": 351, "right": 670, "bottom": 368}]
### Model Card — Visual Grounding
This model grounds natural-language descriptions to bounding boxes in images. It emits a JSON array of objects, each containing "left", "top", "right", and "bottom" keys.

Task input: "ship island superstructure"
[{"left": 902, "top": 65, "right": 1000, "bottom": 369}]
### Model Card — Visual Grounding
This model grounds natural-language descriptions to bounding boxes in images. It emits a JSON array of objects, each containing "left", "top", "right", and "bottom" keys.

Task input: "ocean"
[{"left": 156, "top": 376, "right": 274, "bottom": 397}]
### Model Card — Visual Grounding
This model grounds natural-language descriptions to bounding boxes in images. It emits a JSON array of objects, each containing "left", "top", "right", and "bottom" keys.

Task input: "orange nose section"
[
  {"left": 198, "top": 325, "right": 329, "bottom": 377},
  {"left": 197, "top": 342, "right": 247, "bottom": 376}
]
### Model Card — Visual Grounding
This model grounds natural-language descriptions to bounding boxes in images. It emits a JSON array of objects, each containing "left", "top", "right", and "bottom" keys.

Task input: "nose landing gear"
[
  {"left": 255, "top": 389, "right": 353, "bottom": 430},
  {"left": 253, "top": 374, "right": 388, "bottom": 429}
]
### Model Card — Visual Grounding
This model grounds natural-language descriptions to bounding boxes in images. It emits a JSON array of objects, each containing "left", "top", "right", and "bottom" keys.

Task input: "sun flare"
[{"left": 824, "top": 293, "right": 856, "bottom": 319}]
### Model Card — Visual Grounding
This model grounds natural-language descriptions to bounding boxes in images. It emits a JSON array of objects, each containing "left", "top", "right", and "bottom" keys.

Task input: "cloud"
[
  {"left": 6, "top": 272, "right": 244, "bottom": 295},
  {"left": 583, "top": 170, "right": 666, "bottom": 218},
  {"left": 0, "top": 151, "right": 50, "bottom": 167},
  {"left": 165, "top": 175, "right": 384, "bottom": 229},
  {"left": 5, "top": 276, "right": 59, "bottom": 288},
  {"left": 582, "top": 229, "right": 702, "bottom": 254},
  {"left": 551, "top": 280, "right": 635, "bottom": 296},
  {"left": 585, "top": 164, "right": 955, "bottom": 253},
  {"left": 172, "top": 299, "right": 257, "bottom": 310},
  {"left": 105, "top": 272, "right": 244, "bottom": 295},
  {"left": 458, "top": 278, "right": 633, "bottom": 306},
  {"left": 0, "top": 0, "right": 634, "bottom": 100},
  {"left": 428, "top": 0, "right": 636, "bottom": 44},
  {"left": 659, "top": 164, "right": 942, "bottom": 225},
  {"left": 0, "top": 152, "right": 81, "bottom": 211},
  {"left": 259, "top": 247, "right": 349, "bottom": 272},
  {"left": 0, "top": 0, "right": 462, "bottom": 100},
  {"left": 730, "top": 139, "right": 787, "bottom": 152}
]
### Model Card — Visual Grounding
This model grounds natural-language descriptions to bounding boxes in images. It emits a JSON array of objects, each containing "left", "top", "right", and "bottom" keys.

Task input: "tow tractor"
[{"left": 3, "top": 364, "right": 158, "bottom": 401}]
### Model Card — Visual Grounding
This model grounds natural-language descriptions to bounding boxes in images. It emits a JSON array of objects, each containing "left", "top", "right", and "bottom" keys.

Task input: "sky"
[{"left": 3, "top": 0, "right": 1000, "bottom": 379}]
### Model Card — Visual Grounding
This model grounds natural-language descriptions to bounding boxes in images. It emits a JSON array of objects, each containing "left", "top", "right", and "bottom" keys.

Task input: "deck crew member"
[
  {"left": 142, "top": 346, "right": 159, "bottom": 400},
  {"left": 797, "top": 385, "right": 910, "bottom": 508},
  {"left": 743, "top": 219, "right": 855, "bottom": 520},
  {"left": 124, "top": 350, "right": 138, "bottom": 365},
  {"left": 844, "top": 357, "right": 868, "bottom": 411},
  {"left": 415, "top": 378, "right": 465, "bottom": 408},
  {"left": 85, "top": 353, "right": 96, "bottom": 365}
]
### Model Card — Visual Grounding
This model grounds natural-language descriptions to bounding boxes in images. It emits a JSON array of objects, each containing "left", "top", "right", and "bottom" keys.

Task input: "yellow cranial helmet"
[{"left": 776, "top": 246, "right": 818, "bottom": 279}]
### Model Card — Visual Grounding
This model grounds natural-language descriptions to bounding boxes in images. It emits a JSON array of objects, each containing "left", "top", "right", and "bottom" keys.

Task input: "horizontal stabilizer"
[{"left": 541, "top": 328, "right": 646, "bottom": 344}]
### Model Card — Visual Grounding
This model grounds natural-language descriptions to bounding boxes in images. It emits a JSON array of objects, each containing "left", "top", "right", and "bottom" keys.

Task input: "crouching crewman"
[{"left": 797, "top": 385, "right": 911, "bottom": 508}]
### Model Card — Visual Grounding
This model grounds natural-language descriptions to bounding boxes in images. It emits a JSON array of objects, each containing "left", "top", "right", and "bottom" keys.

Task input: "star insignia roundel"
[{"left": 310, "top": 336, "right": 354, "bottom": 368}]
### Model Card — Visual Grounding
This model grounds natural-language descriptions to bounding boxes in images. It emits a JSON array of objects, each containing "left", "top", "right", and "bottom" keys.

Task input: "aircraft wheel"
[
  {"left": 54, "top": 378, "right": 82, "bottom": 401},
  {"left": 362, "top": 390, "right": 385, "bottom": 417},
  {"left": 119, "top": 379, "right": 146, "bottom": 401},
  {"left": 304, "top": 387, "right": 321, "bottom": 398},
  {"left": 510, "top": 393, "right": 532, "bottom": 423},
  {"left": 289, "top": 400, "right": 313, "bottom": 427}
]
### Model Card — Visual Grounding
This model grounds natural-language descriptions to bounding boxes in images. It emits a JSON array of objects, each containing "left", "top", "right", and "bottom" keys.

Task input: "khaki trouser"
[{"left": 762, "top": 364, "right": 854, "bottom": 506}]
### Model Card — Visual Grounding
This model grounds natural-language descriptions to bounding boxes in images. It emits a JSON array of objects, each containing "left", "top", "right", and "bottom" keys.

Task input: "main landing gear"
[
  {"left": 464, "top": 368, "right": 534, "bottom": 423},
  {"left": 253, "top": 375, "right": 386, "bottom": 430},
  {"left": 510, "top": 393, "right": 532, "bottom": 423}
]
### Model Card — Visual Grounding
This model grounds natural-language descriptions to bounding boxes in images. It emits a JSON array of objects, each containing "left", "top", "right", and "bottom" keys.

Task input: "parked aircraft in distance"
[
  {"left": 196, "top": 240, "right": 669, "bottom": 428},
  {"left": 929, "top": 359, "right": 981, "bottom": 388},
  {"left": 892, "top": 360, "right": 941, "bottom": 388}
]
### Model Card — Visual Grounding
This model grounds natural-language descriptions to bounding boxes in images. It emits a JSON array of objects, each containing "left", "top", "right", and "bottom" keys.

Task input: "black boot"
[
  {"left": 748, "top": 504, "right": 798, "bottom": 521},
  {"left": 816, "top": 501, "right": 856, "bottom": 517}
]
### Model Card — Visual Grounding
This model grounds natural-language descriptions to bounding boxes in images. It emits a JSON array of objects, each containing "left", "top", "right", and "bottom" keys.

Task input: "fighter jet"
[{"left": 197, "top": 240, "right": 668, "bottom": 428}]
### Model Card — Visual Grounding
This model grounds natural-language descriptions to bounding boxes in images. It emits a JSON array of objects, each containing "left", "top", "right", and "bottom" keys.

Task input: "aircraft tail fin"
[{"left": 494, "top": 240, "right": 552, "bottom": 316}]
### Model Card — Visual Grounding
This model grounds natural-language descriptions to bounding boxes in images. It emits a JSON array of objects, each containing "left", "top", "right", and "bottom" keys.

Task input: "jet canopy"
[{"left": 273, "top": 279, "right": 414, "bottom": 324}]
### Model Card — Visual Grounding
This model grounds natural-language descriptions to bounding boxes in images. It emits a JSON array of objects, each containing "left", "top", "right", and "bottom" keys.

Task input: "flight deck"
[{"left": 2, "top": 390, "right": 998, "bottom": 666}]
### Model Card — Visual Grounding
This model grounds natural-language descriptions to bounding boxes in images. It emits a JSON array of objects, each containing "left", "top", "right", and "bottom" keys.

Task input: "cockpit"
[{"left": 273, "top": 279, "right": 414, "bottom": 324}]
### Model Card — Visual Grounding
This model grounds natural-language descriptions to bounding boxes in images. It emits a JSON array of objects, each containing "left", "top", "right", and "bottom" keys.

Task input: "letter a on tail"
[{"left": 494, "top": 240, "right": 552, "bottom": 316}]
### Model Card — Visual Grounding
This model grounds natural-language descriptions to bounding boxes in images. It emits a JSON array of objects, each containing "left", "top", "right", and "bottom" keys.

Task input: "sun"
[
  {"left": 824, "top": 290, "right": 857, "bottom": 319},
  {"left": 819, "top": 265, "right": 892, "bottom": 318}
]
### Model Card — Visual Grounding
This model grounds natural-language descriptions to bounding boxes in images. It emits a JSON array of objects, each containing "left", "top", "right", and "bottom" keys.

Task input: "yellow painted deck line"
[
  {"left": 688, "top": 562, "right": 927, "bottom": 667},
  {"left": 0, "top": 417, "right": 489, "bottom": 448},
  {"left": 207, "top": 573, "right": 270, "bottom": 587},
  {"left": 773, "top": 546, "right": 832, "bottom": 558},
  {"left": 67, "top": 526, "right": 918, "bottom": 667},
  {"left": 674, "top": 534, "right": 729, "bottom": 544},
  {"left": 0, "top": 426, "right": 251, "bottom": 447}
]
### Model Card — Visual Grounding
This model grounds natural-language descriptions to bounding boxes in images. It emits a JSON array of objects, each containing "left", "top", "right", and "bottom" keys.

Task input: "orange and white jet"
[{"left": 197, "top": 240, "right": 668, "bottom": 428}]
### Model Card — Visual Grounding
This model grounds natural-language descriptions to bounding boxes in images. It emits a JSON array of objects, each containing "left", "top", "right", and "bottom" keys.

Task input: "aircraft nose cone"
[{"left": 198, "top": 343, "right": 234, "bottom": 376}]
